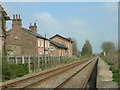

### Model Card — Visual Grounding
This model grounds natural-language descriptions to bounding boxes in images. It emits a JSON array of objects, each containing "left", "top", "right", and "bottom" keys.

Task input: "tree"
[
  {"left": 72, "top": 38, "right": 79, "bottom": 54},
  {"left": 81, "top": 40, "right": 92, "bottom": 55},
  {"left": 101, "top": 42, "right": 116, "bottom": 55}
]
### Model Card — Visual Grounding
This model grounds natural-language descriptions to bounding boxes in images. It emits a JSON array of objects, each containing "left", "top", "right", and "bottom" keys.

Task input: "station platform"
[{"left": 96, "top": 58, "right": 118, "bottom": 88}]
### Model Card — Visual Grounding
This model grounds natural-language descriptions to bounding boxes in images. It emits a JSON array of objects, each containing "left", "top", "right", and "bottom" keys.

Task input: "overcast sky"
[{"left": 3, "top": 2, "right": 118, "bottom": 54}]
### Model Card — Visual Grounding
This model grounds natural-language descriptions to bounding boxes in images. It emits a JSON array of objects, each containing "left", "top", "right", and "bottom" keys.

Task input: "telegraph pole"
[{"left": 44, "top": 34, "right": 46, "bottom": 55}]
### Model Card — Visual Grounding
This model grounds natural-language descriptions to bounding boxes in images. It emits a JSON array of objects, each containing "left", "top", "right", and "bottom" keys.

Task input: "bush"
[
  {"left": 76, "top": 55, "right": 81, "bottom": 58},
  {"left": 2, "top": 58, "right": 28, "bottom": 81},
  {"left": 64, "top": 57, "right": 72, "bottom": 63},
  {"left": 112, "top": 73, "right": 120, "bottom": 79},
  {"left": 112, "top": 69, "right": 119, "bottom": 73}
]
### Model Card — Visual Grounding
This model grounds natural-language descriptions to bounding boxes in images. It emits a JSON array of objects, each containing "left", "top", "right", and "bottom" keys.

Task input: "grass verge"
[
  {"left": 102, "top": 56, "right": 120, "bottom": 88},
  {"left": 2, "top": 58, "right": 28, "bottom": 82}
]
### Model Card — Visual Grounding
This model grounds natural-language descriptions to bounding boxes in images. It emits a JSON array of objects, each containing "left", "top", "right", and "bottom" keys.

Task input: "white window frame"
[
  {"left": 41, "top": 41, "right": 44, "bottom": 47},
  {"left": 38, "top": 40, "right": 40, "bottom": 47},
  {"left": 49, "top": 47, "right": 55, "bottom": 50}
]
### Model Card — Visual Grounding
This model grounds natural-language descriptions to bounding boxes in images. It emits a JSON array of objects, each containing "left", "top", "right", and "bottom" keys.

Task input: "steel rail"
[
  {"left": 2, "top": 57, "right": 95, "bottom": 89},
  {"left": 20, "top": 58, "right": 94, "bottom": 88},
  {"left": 54, "top": 59, "right": 96, "bottom": 89}
]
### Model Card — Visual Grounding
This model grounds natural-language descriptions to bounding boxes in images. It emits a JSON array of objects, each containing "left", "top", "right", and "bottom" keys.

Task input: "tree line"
[
  {"left": 72, "top": 38, "right": 92, "bottom": 56},
  {"left": 72, "top": 38, "right": 118, "bottom": 56}
]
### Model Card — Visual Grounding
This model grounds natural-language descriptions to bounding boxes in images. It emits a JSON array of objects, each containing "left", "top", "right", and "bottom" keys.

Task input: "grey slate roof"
[
  {"left": 50, "top": 34, "right": 73, "bottom": 43},
  {"left": 50, "top": 40, "right": 68, "bottom": 49},
  {"left": 21, "top": 27, "right": 48, "bottom": 40}
]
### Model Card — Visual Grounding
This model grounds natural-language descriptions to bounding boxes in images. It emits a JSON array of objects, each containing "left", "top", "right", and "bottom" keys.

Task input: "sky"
[{"left": 2, "top": 2, "right": 118, "bottom": 54}]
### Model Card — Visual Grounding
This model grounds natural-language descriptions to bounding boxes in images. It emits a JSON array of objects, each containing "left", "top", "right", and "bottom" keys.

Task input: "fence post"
[
  {"left": 15, "top": 56, "right": 17, "bottom": 64},
  {"left": 45, "top": 55, "right": 47, "bottom": 69},
  {"left": 28, "top": 56, "right": 31, "bottom": 73},
  {"left": 59, "top": 56, "right": 61, "bottom": 64},
  {"left": 22, "top": 56, "right": 25, "bottom": 64},
  {"left": 38, "top": 56, "right": 40, "bottom": 70},
  {"left": 42, "top": 56, "right": 44, "bottom": 70},
  {"left": 7, "top": 56, "right": 9, "bottom": 63}
]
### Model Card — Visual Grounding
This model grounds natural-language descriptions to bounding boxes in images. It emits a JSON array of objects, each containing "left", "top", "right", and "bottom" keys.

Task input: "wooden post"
[
  {"left": 28, "top": 56, "right": 31, "bottom": 73},
  {"left": 59, "top": 56, "right": 61, "bottom": 64},
  {"left": 7, "top": 56, "right": 9, "bottom": 63},
  {"left": 15, "top": 56, "right": 17, "bottom": 64},
  {"left": 22, "top": 56, "right": 25, "bottom": 64},
  {"left": 42, "top": 56, "right": 44, "bottom": 70},
  {"left": 45, "top": 55, "right": 47, "bottom": 69},
  {"left": 54, "top": 56, "right": 56, "bottom": 67},
  {"left": 38, "top": 56, "right": 40, "bottom": 70},
  {"left": 49, "top": 56, "right": 51, "bottom": 68},
  {"left": 51, "top": 56, "right": 54, "bottom": 67}
]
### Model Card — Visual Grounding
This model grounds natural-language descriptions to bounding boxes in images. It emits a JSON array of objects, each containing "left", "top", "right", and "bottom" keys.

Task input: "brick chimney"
[
  {"left": 12, "top": 14, "right": 22, "bottom": 28},
  {"left": 29, "top": 22, "right": 37, "bottom": 32}
]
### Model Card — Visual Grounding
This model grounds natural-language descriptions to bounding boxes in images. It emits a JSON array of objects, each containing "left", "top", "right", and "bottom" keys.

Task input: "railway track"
[{"left": 2, "top": 57, "right": 98, "bottom": 89}]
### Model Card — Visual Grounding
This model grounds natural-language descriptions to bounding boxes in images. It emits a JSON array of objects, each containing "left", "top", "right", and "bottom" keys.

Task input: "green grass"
[
  {"left": 77, "top": 54, "right": 95, "bottom": 61},
  {"left": 2, "top": 58, "right": 29, "bottom": 82},
  {"left": 102, "top": 57, "right": 120, "bottom": 88},
  {"left": 64, "top": 54, "right": 95, "bottom": 63},
  {"left": 64, "top": 57, "right": 72, "bottom": 63}
]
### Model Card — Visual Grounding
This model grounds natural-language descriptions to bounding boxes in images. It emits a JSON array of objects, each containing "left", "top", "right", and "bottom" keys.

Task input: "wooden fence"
[{"left": 6, "top": 55, "right": 66, "bottom": 72}]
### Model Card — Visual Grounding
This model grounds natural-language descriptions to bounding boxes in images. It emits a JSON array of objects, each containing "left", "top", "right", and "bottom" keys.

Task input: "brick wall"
[
  {"left": 21, "top": 29, "right": 37, "bottom": 55},
  {"left": 50, "top": 36, "right": 72, "bottom": 57},
  {"left": 49, "top": 44, "right": 67, "bottom": 56},
  {"left": 37, "top": 38, "right": 50, "bottom": 55},
  {"left": 49, "top": 44, "right": 60, "bottom": 56}
]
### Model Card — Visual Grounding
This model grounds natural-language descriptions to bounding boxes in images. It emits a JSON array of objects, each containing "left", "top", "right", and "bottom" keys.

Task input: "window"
[
  {"left": 40, "top": 51, "right": 42, "bottom": 54},
  {"left": 48, "top": 43, "right": 49, "bottom": 48},
  {"left": 38, "top": 40, "right": 40, "bottom": 47},
  {"left": 45, "top": 51, "right": 48, "bottom": 54},
  {"left": 45, "top": 42, "right": 47, "bottom": 48},
  {"left": 49, "top": 47, "right": 55, "bottom": 50},
  {"left": 61, "top": 42, "right": 65, "bottom": 45},
  {"left": 41, "top": 41, "right": 43, "bottom": 47}
]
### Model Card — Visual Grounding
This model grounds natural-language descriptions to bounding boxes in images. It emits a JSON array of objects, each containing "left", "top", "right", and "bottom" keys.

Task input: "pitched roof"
[
  {"left": 21, "top": 27, "right": 49, "bottom": 40},
  {"left": 50, "top": 40, "right": 68, "bottom": 49},
  {"left": 0, "top": 4, "right": 10, "bottom": 20},
  {"left": 50, "top": 34, "right": 73, "bottom": 42}
]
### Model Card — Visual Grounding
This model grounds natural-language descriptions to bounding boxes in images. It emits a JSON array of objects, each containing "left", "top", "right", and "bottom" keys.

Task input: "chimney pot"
[
  {"left": 12, "top": 14, "right": 22, "bottom": 28},
  {"left": 30, "top": 23, "right": 32, "bottom": 26},
  {"left": 16, "top": 14, "right": 19, "bottom": 19},
  {"left": 34, "top": 22, "right": 36, "bottom": 26},
  {"left": 13, "top": 14, "right": 15, "bottom": 19},
  {"left": 19, "top": 14, "right": 20, "bottom": 19},
  {"left": 29, "top": 22, "right": 37, "bottom": 32},
  {"left": 16, "top": 14, "right": 17, "bottom": 19}
]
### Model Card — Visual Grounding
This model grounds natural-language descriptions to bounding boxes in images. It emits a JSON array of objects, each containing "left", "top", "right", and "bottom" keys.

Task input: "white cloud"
[
  {"left": 34, "top": 12, "right": 101, "bottom": 53},
  {"left": 35, "top": 12, "right": 117, "bottom": 53},
  {"left": 34, "top": 12, "right": 66, "bottom": 36},
  {"left": 35, "top": 12, "right": 58, "bottom": 24},
  {"left": 101, "top": 2, "right": 118, "bottom": 12},
  {"left": 79, "top": 2, "right": 118, "bottom": 13}
]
